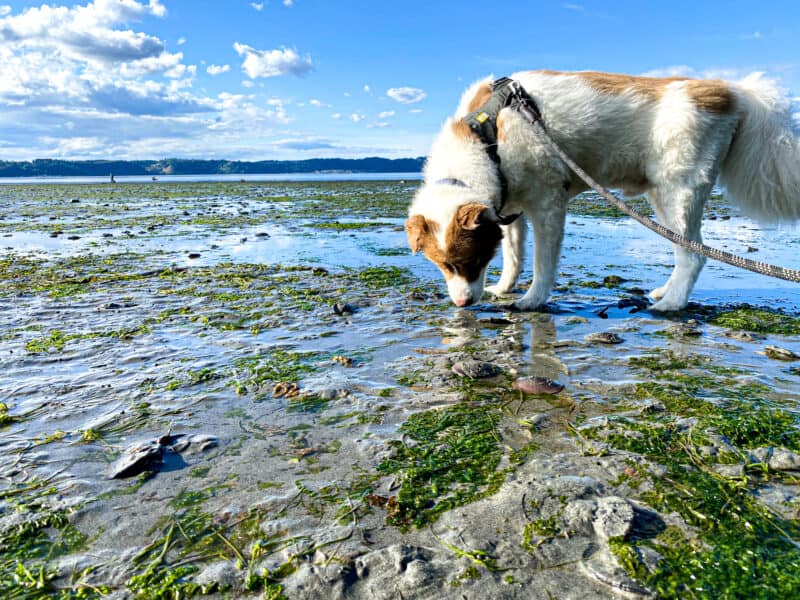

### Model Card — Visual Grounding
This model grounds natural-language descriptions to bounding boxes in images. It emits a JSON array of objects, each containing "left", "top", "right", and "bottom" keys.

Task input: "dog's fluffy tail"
[{"left": 720, "top": 73, "right": 800, "bottom": 223}]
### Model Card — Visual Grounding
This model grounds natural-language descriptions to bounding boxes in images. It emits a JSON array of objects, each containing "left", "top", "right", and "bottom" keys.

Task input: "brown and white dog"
[{"left": 406, "top": 70, "right": 800, "bottom": 311}]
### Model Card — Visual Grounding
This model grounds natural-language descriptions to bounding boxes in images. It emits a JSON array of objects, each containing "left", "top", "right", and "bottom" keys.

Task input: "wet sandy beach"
[{"left": 1, "top": 180, "right": 799, "bottom": 599}]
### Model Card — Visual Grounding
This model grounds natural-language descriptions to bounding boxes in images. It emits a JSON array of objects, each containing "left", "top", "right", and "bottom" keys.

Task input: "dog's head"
[{"left": 405, "top": 186, "right": 518, "bottom": 307}]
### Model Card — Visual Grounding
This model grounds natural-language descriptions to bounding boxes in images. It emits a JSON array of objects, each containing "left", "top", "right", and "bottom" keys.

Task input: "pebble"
[
  {"left": 187, "top": 252, "right": 201, "bottom": 259},
  {"left": 333, "top": 302, "right": 354, "bottom": 316},
  {"left": 585, "top": 332, "right": 624, "bottom": 345},
  {"left": 67, "top": 235, "right": 80, "bottom": 240},
  {"left": 512, "top": 376, "right": 564, "bottom": 395},
  {"left": 768, "top": 448, "right": 800, "bottom": 471},
  {"left": 255, "top": 232, "right": 270, "bottom": 238},
  {"left": 593, "top": 496, "right": 634, "bottom": 541},
  {"left": 724, "top": 330, "right": 765, "bottom": 342},
  {"left": 451, "top": 360, "right": 502, "bottom": 379},
  {"left": 763, "top": 345, "right": 800, "bottom": 361},
  {"left": 565, "top": 316, "right": 589, "bottom": 325}
]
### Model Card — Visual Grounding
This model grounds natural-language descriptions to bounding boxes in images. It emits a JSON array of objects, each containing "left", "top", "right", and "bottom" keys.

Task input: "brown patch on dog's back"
[
  {"left": 467, "top": 83, "right": 492, "bottom": 112},
  {"left": 685, "top": 79, "right": 734, "bottom": 114},
  {"left": 578, "top": 71, "right": 687, "bottom": 99}
]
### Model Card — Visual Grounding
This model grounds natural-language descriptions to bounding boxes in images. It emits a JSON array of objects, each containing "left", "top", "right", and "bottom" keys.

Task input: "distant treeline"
[{"left": 0, "top": 157, "right": 426, "bottom": 177}]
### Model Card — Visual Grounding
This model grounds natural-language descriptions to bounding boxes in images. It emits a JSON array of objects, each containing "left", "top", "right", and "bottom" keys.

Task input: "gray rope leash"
[{"left": 508, "top": 81, "right": 800, "bottom": 283}]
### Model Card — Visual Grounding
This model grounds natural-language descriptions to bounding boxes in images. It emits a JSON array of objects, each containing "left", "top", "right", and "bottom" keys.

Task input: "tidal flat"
[{"left": 1, "top": 180, "right": 799, "bottom": 599}]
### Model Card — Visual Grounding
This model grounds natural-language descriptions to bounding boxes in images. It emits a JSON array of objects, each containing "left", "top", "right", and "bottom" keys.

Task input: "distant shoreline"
[
  {"left": 0, "top": 172, "right": 423, "bottom": 185},
  {"left": 0, "top": 157, "right": 425, "bottom": 178}
]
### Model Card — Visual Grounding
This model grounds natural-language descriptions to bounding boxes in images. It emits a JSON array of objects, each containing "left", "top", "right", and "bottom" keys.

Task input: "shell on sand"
[{"left": 512, "top": 376, "right": 564, "bottom": 395}]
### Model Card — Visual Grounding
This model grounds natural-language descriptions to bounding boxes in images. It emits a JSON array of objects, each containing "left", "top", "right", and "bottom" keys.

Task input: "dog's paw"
[
  {"left": 486, "top": 284, "right": 512, "bottom": 296},
  {"left": 649, "top": 298, "right": 688, "bottom": 313},
  {"left": 649, "top": 285, "right": 668, "bottom": 301},
  {"left": 511, "top": 298, "right": 546, "bottom": 312}
]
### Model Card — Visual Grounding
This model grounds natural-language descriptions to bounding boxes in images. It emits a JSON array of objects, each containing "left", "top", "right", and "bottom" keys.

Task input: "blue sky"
[{"left": 0, "top": 0, "right": 798, "bottom": 161}]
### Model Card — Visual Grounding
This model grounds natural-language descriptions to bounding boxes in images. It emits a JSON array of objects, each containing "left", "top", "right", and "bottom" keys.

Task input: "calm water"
[{"left": 0, "top": 171, "right": 423, "bottom": 185}]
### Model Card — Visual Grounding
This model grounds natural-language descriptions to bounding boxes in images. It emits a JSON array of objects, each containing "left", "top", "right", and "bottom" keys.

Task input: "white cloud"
[
  {"left": 386, "top": 86, "right": 426, "bottom": 104},
  {"left": 0, "top": 6, "right": 11, "bottom": 17},
  {"left": 408, "top": 108, "right": 423, "bottom": 114},
  {"left": 177, "top": 36, "right": 185, "bottom": 45},
  {"left": 377, "top": 110, "right": 395, "bottom": 118},
  {"left": 241, "top": 80, "right": 254, "bottom": 88},
  {"left": 207, "top": 64, "right": 230, "bottom": 75},
  {"left": 562, "top": 3, "right": 584, "bottom": 11},
  {"left": 367, "top": 122, "right": 389, "bottom": 129},
  {"left": 363, "top": 84, "right": 371, "bottom": 93},
  {"left": 233, "top": 43, "right": 313, "bottom": 78},
  {"left": 331, "top": 112, "right": 342, "bottom": 119},
  {"left": 350, "top": 113, "right": 364, "bottom": 123},
  {"left": 0, "top": 0, "right": 169, "bottom": 63},
  {"left": 741, "top": 31, "right": 763, "bottom": 40},
  {"left": 283, "top": 0, "right": 294, "bottom": 6},
  {"left": 250, "top": 2, "right": 264, "bottom": 10}
]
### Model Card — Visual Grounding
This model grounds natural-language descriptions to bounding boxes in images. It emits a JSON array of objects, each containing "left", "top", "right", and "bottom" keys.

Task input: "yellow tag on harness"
[{"left": 476, "top": 112, "right": 489, "bottom": 123}]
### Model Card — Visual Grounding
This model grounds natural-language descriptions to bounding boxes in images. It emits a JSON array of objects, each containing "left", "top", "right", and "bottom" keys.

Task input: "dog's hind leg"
[
  {"left": 487, "top": 214, "right": 527, "bottom": 296},
  {"left": 648, "top": 183, "right": 711, "bottom": 311},
  {"left": 514, "top": 199, "right": 567, "bottom": 310}
]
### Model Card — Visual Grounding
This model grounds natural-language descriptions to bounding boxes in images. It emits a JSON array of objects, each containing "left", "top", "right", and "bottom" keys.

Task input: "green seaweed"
[
  {"left": 378, "top": 402, "right": 505, "bottom": 529},
  {"left": 710, "top": 305, "right": 800, "bottom": 334}
]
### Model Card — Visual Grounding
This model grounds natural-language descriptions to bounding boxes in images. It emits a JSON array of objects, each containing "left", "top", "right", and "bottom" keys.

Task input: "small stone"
[
  {"left": 512, "top": 376, "right": 564, "bottom": 395},
  {"left": 763, "top": 345, "right": 800, "bottom": 361},
  {"left": 593, "top": 496, "right": 634, "bottom": 540},
  {"left": 674, "top": 417, "right": 698, "bottom": 431},
  {"left": 640, "top": 401, "right": 666, "bottom": 414},
  {"left": 724, "top": 330, "right": 765, "bottom": 342},
  {"left": 747, "top": 447, "right": 773, "bottom": 464},
  {"left": 194, "top": 560, "right": 240, "bottom": 588},
  {"left": 565, "top": 316, "right": 589, "bottom": 325},
  {"left": 255, "top": 232, "right": 270, "bottom": 238},
  {"left": 451, "top": 360, "right": 502, "bottom": 379},
  {"left": 67, "top": 235, "right": 80, "bottom": 240},
  {"left": 603, "top": 275, "right": 627, "bottom": 287},
  {"left": 333, "top": 302, "right": 354, "bottom": 316},
  {"left": 712, "top": 464, "right": 745, "bottom": 478},
  {"left": 187, "top": 252, "right": 201, "bottom": 259},
  {"left": 585, "top": 332, "right": 624, "bottom": 345},
  {"left": 519, "top": 413, "right": 549, "bottom": 429},
  {"left": 768, "top": 448, "right": 800, "bottom": 471}
]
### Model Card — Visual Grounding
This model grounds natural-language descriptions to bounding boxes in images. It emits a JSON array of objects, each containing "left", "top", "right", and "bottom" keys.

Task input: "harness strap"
[{"left": 461, "top": 77, "right": 543, "bottom": 211}]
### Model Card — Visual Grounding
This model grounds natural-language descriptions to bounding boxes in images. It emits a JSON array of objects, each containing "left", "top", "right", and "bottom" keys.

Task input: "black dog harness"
[
  {"left": 437, "top": 77, "right": 543, "bottom": 214},
  {"left": 464, "top": 78, "right": 543, "bottom": 207}
]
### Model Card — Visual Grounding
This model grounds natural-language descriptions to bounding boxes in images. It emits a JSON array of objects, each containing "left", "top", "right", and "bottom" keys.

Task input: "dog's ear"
[
  {"left": 456, "top": 203, "right": 490, "bottom": 230},
  {"left": 405, "top": 215, "right": 428, "bottom": 253}
]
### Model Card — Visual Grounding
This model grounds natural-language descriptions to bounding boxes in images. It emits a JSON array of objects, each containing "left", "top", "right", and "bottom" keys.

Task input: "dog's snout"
[{"left": 454, "top": 296, "right": 473, "bottom": 307}]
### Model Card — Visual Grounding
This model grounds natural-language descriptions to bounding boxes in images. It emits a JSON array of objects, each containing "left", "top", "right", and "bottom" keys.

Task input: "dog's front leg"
[
  {"left": 486, "top": 215, "right": 527, "bottom": 296},
  {"left": 514, "top": 203, "right": 566, "bottom": 311}
]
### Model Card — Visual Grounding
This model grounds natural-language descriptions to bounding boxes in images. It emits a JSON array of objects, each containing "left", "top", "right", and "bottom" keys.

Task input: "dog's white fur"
[{"left": 408, "top": 70, "right": 800, "bottom": 311}]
